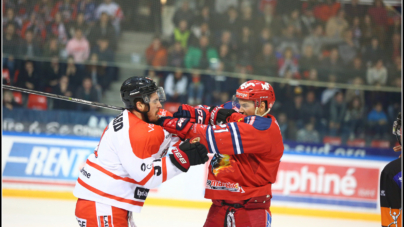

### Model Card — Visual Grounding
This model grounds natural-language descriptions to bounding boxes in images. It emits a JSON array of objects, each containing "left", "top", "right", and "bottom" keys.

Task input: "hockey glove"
[
  {"left": 169, "top": 139, "right": 209, "bottom": 172},
  {"left": 157, "top": 117, "right": 193, "bottom": 140},
  {"left": 209, "top": 106, "right": 237, "bottom": 125},
  {"left": 173, "top": 104, "right": 210, "bottom": 124}
]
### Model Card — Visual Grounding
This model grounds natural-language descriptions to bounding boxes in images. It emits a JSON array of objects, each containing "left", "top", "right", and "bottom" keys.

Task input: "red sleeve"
[{"left": 186, "top": 115, "right": 283, "bottom": 157}]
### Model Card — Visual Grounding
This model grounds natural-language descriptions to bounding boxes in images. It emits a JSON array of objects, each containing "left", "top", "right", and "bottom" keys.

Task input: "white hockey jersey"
[{"left": 73, "top": 110, "right": 182, "bottom": 213}]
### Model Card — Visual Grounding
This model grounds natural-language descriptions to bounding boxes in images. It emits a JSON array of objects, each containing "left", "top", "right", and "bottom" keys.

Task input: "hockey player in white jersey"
[{"left": 73, "top": 77, "right": 209, "bottom": 227}]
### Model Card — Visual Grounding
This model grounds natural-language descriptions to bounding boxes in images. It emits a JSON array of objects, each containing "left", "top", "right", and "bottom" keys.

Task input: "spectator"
[
  {"left": 88, "top": 12, "right": 117, "bottom": 50},
  {"left": 301, "top": 90, "right": 323, "bottom": 127},
  {"left": 313, "top": 0, "right": 340, "bottom": 22},
  {"left": 164, "top": 69, "right": 188, "bottom": 103},
  {"left": 194, "top": 6, "right": 213, "bottom": 29},
  {"left": 256, "top": 27, "right": 274, "bottom": 51},
  {"left": 92, "top": 38, "right": 115, "bottom": 63},
  {"left": 68, "top": 12, "right": 90, "bottom": 38},
  {"left": 328, "top": 91, "right": 346, "bottom": 136},
  {"left": 145, "top": 37, "right": 167, "bottom": 67},
  {"left": 14, "top": 0, "right": 30, "bottom": 22},
  {"left": 338, "top": 30, "right": 359, "bottom": 65},
  {"left": 145, "top": 69, "right": 163, "bottom": 87},
  {"left": 367, "top": 59, "right": 388, "bottom": 86},
  {"left": 75, "top": 77, "right": 100, "bottom": 111},
  {"left": 345, "top": 77, "right": 365, "bottom": 105},
  {"left": 300, "top": 6, "right": 318, "bottom": 36},
  {"left": 300, "top": 45, "right": 319, "bottom": 73},
  {"left": 95, "top": 0, "right": 124, "bottom": 36},
  {"left": 51, "top": 0, "right": 78, "bottom": 23},
  {"left": 347, "top": 57, "right": 366, "bottom": 83},
  {"left": 64, "top": 56, "right": 81, "bottom": 88},
  {"left": 218, "top": 44, "right": 234, "bottom": 71},
  {"left": 254, "top": 42, "right": 277, "bottom": 76},
  {"left": 20, "top": 12, "right": 47, "bottom": 41},
  {"left": 387, "top": 33, "right": 401, "bottom": 63},
  {"left": 321, "top": 48, "right": 343, "bottom": 77},
  {"left": 344, "top": 0, "right": 367, "bottom": 23},
  {"left": 3, "top": 90, "right": 23, "bottom": 110},
  {"left": 3, "top": 23, "right": 20, "bottom": 78},
  {"left": 44, "top": 56, "right": 63, "bottom": 89},
  {"left": 237, "top": 26, "right": 255, "bottom": 64},
  {"left": 282, "top": 9, "right": 302, "bottom": 37},
  {"left": 367, "top": 102, "right": 388, "bottom": 138},
  {"left": 52, "top": 75, "right": 74, "bottom": 110},
  {"left": 386, "top": 16, "right": 401, "bottom": 47},
  {"left": 277, "top": 0, "right": 301, "bottom": 16},
  {"left": 321, "top": 75, "right": 339, "bottom": 105},
  {"left": 19, "top": 29, "right": 42, "bottom": 59},
  {"left": 43, "top": 37, "right": 62, "bottom": 58},
  {"left": 256, "top": 4, "right": 280, "bottom": 35},
  {"left": 211, "top": 61, "right": 233, "bottom": 105},
  {"left": 277, "top": 112, "right": 290, "bottom": 140},
  {"left": 188, "top": 70, "right": 204, "bottom": 105},
  {"left": 362, "top": 37, "right": 385, "bottom": 66},
  {"left": 85, "top": 53, "right": 111, "bottom": 93},
  {"left": 218, "top": 6, "right": 240, "bottom": 35},
  {"left": 3, "top": 8, "right": 22, "bottom": 31},
  {"left": 190, "top": 22, "right": 212, "bottom": 46},
  {"left": 34, "top": 0, "right": 54, "bottom": 24},
  {"left": 342, "top": 96, "right": 365, "bottom": 140},
  {"left": 66, "top": 28, "right": 90, "bottom": 63},
  {"left": 15, "top": 61, "right": 39, "bottom": 90},
  {"left": 172, "top": 1, "right": 194, "bottom": 27},
  {"left": 277, "top": 24, "right": 300, "bottom": 55},
  {"left": 282, "top": 88, "right": 304, "bottom": 128},
  {"left": 172, "top": 20, "right": 191, "bottom": 49},
  {"left": 185, "top": 36, "right": 218, "bottom": 69},
  {"left": 76, "top": 0, "right": 97, "bottom": 25},
  {"left": 367, "top": 0, "right": 388, "bottom": 28},
  {"left": 278, "top": 47, "right": 299, "bottom": 78},
  {"left": 216, "top": 30, "right": 237, "bottom": 55},
  {"left": 167, "top": 41, "right": 185, "bottom": 68},
  {"left": 388, "top": 56, "right": 401, "bottom": 86},
  {"left": 47, "top": 12, "right": 69, "bottom": 45},
  {"left": 361, "top": 14, "right": 375, "bottom": 47},
  {"left": 297, "top": 122, "right": 321, "bottom": 143},
  {"left": 302, "top": 24, "right": 325, "bottom": 57},
  {"left": 325, "top": 9, "right": 348, "bottom": 40},
  {"left": 350, "top": 16, "right": 362, "bottom": 46},
  {"left": 304, "top": 68, "right": 323, "bottom": 98},
  {"left": 239, "top": 6, "right": 255, "bottom": 33}
]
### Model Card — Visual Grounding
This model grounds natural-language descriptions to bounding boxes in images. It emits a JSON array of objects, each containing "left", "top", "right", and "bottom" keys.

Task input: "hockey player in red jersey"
[
  {"left": 158, "top": 80, "right": 284, "bottom": 227},
  {"left": 73, "top": 77, "right": 209, "bottom": 227}
]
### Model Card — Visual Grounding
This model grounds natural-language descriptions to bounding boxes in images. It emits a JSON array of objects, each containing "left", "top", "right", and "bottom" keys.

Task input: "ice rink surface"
[{"left": 2, "top": 197, "right": 380, "bottom": 227}]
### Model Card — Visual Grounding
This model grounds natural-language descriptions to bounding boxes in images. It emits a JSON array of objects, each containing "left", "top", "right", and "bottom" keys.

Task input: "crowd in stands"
[
  {"left": 144, "top": 0, "right": 401, "bottom": 144},
  {"left": 2, "top": 0, "right": 123, "bottom": 111}
]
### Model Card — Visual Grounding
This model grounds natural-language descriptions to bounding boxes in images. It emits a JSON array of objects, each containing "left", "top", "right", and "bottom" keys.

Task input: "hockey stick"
[{"left": 2, "top": 85, "right": 125, "bottom": 111}]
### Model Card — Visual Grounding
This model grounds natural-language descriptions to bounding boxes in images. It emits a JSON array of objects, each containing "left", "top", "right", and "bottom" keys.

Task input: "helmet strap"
[{"left": 255, "top": 107, "right": 271, "bottom": 117}]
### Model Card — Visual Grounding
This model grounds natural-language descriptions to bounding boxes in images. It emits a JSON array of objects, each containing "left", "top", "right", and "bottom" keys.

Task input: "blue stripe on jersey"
[
  {"left": 206, "top": 126, "right": 220, "bottom": 154},
  {"left": 229, "top": 123, "right": 243, "bottom": 155},
  {"left": 234, "top": 123, "right": 244, "bottom": 154},
  {"left": 393, "top": 171, "right": 402, "bottom": 189},
  {"left": 229, "top": 123, "right": 238, "bottom": 155}
]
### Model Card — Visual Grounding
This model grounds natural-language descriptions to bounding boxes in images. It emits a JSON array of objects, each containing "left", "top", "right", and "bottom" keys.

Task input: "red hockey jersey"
[{"left": 185, "top": 112, "right": 284, "bottom": 200}]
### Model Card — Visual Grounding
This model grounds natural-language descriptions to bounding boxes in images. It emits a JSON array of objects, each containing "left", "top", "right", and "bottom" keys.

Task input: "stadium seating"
[{"left": 27, "top": 94, "right": 48, "bottom": 110}]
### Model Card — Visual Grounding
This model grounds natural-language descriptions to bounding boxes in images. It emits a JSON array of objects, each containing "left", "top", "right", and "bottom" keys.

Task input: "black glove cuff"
[{"left": 169, "top": 154, "right": 189, "bottom": 172}]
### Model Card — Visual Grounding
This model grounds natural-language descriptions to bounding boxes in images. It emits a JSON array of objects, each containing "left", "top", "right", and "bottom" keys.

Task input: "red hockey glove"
[
  {"left": 173, "top": 104, "right": 210, "bottom": 124},
  {"left": 209, "top": 106, "right": 237, "bottom": 125},
  {"left": 157, "top": 117, "right": 193, "bottom": 140},
  {"left": 169, "top": 139, "right": 209, "bottom": 172}
]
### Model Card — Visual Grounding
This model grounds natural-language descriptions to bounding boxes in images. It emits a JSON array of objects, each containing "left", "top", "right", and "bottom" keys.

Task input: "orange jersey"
[{"left": 186, "top": 112, "right": 284, "bottom": 200}]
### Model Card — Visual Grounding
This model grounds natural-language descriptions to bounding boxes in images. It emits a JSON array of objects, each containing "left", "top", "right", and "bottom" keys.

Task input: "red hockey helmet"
[{"left": 232, "top": 80, "right": 275, "bottom": 115}]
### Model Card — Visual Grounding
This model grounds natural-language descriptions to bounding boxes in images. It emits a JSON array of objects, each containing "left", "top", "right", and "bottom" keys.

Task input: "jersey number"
[{"left": 212, "top": 124, "right": 228, "bottom": 133}]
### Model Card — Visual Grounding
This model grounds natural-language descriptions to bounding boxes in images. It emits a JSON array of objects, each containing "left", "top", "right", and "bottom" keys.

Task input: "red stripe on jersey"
[
  {"left": 77, "top": 178, "right": 144, "bottom": 207},
  {"left": 86, "top": 160, "right": 154, "bottom": 186},
  {"left": 162, "top": 157, "right": 167, "bottom": 182},
  {"left": 99, "top": 216, "right": 104, "bottom": 227}
]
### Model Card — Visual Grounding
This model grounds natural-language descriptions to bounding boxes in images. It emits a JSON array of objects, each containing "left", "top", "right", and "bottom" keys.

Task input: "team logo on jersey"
[
  {"left": 98, "top": 215, "right": 111, "bottom": 227},
  {"left": 211, "top": 154, "right": 235, "bottom": 176},
  {"left": 206, "top": 180, "right": 245, "bottom": 193},
  {"left": 134, "top": 187, "right": 149, "bottom": 200}
]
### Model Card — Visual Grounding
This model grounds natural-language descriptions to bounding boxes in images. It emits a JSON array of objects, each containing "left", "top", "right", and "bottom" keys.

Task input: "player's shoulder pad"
[
  {"left": 222, "top": 101, "right": 233, "bottom": 109},
  {"left": 244, "top": 115, "right": 272, "bottom": 131}
]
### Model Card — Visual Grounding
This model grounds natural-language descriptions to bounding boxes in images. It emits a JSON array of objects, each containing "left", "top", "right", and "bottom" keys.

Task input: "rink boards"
[{"left": 2, "top": 132, "right": 394, "bottom": 221}]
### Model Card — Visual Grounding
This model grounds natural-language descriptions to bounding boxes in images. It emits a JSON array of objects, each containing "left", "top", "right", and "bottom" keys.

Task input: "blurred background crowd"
[{"left": 2, "top": 0, "right": 402, "bottom": 146}]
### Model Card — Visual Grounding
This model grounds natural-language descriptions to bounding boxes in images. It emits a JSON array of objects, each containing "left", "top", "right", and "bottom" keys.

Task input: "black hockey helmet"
[{"left": 120, "top": 77, "right": 166, "bottom": 109}]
